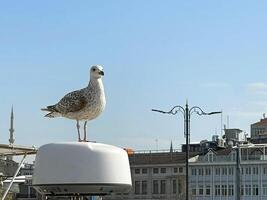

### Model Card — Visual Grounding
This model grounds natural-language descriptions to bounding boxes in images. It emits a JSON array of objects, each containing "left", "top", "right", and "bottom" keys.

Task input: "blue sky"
[{"left": 1, "top": 1, "right": 267, "bottom": 153}]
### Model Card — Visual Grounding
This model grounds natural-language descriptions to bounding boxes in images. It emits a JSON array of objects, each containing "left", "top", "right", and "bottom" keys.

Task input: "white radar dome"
[{"left": 32, "top": 142, "right": 132, "bottom": 196}]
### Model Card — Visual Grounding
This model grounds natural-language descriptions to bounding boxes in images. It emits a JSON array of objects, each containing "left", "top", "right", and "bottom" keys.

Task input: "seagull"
[{"left": 41, "top": 65, "right": 106, "bottom": 142}]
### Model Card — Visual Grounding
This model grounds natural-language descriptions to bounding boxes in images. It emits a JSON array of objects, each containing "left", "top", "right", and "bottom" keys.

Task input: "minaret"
[
  {"left": 170, "top": 140, "right": 173, "bottom": 153},
  {"left": 9, "top": 106, "right": 15, "bottom": 145}
]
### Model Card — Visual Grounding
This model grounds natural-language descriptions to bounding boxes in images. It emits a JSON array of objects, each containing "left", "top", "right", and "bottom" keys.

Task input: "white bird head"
[{"left": 90, "top": 65, "right": 104, "bottom": 79}]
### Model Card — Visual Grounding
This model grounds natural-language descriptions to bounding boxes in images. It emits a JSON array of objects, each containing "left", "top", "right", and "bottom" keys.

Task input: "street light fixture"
[{"left": 152, "top": 101, "right": 221, "bottom": 200}]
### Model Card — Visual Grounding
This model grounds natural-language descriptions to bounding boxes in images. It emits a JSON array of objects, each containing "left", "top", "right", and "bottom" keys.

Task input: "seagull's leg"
[
  {"left": 83, "top": 121, "right": 88, "bottom": 141},
  {"left": 76, "top": 120, "right": 81, "bottom": 142}
]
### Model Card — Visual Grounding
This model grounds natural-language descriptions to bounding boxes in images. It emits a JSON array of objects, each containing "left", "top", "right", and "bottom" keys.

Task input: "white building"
[{"left": 190, "top": 143, "right": 267, "bottom": 200}]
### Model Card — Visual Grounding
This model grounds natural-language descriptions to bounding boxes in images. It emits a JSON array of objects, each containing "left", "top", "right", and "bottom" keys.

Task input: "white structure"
[
  {"left": 33, "top": 142, "right": 132, "bottom": 196},
  {"left": 190, "top": 143, "right": 267, "bottom": 200}
]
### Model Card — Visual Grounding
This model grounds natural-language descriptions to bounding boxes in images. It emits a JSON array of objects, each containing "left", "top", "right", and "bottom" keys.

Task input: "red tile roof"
[{"left": 252, "top": 118, "right": 267, "bottom": 126}]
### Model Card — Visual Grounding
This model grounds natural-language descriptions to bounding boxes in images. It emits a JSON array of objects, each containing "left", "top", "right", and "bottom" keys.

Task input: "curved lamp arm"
[
  {"left": 190, "top": 106, "right": 222, "bottom": 116},
  {"left": 152, "top": 105, "right": 185, "bottom": 116}
]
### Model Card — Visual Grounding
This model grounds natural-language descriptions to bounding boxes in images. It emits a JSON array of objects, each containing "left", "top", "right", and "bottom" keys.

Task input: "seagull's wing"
[{"left": 56, "top": 90, "right": 87, "bottom": 114}]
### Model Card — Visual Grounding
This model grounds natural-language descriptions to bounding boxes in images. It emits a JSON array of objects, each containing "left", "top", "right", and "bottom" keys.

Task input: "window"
[
  {"left": 198, "top": 185, "right": 203, "bottom": 195},
  {"left": 142, "top": 168, "right": 148, "bottom": 174},
  {"left": 228, "top": 167, "right": 233, "bottom": 175},
  {"left": 160, "top": 168, "right": 166, "bottom": 173},
  {"left": 198, "top": 168, "right": 204, "bottom": 176},
  {"left": 215, "top": 185, "right": 220, "bottom": 196},
  {"left": 192, "top": 188, "right": 196, "bottom": 196},
  {"left": 246, "top": 167, "right": 251, "bottom": 175},
  {"left": 222, "top": 168, "right": 227, "bottom": 175},
  {"left": 153, "top": 168, "right": 159, "bottom": 174},
  {"left": 253, "top": 167, "right": 258, "bottom": 175},
  {"left": 141, "top": 181, "right": 147, "bottom": 194},
  {"left": 208, "top": 153, "right": 213, "bottom": 162},
  {"left": 160, "top": 180, "right": 166, "bottom": 194},
  {"left": 153, "top": 180, "right": 159, "bottom": 194},
  {"left": 191, "top": 168, "right": 197, "bottom": 175},
  {"left": 215, "top": 168, "right": 220, "bottom": 175},
  {"left": 253, "top": 184, "right": 259, "bottom": 196},
  {"left": 135, "top": 168, "right": 140, "bottom": 174},
  {"left": 206, "top": 185, "right": 210, "bottom": 195},
  {"left": 264, "top": 167, "right": 267, "bottom": 174},
  {"left": 228, "top": 184, "right": 234, "bottom": 196},
  {"left": 205, "top": 168, "right": 211, "bottom": 175},
  {"left": 221, "top": 185, "right": 227, "bottom": 196},
  {"left": 245, "top": 184, "right": 251, "bottom": 196},
  {"left": 172, "top": 179, "right": 177, "bottom": 194},
  {"left": 174, "top": 167, "right": 178, "bottom": 173},
  {"left": 134, "top": 181, "right": 141, "bottom": 194},
  {"left": 179, "top": 167, "right": 183, "bottom": 173}
]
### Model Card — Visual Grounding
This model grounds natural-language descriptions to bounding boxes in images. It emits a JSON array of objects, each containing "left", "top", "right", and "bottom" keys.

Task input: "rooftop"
[
  {"left": 129, "top": 151, "right": 199, "bottom": 165},
  {"left": 251, "top": 118, "right": 267, "bottom": 126}
]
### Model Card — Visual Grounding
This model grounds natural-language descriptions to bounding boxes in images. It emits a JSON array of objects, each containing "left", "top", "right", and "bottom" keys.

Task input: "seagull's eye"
[{"left": 92, "top": 68, "right": 96, "bottom": 72}]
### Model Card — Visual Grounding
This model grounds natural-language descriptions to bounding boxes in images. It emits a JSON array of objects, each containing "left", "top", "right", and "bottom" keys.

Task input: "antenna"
[{"left": 220, "top": 111, "right": 223, "bottom": 137}]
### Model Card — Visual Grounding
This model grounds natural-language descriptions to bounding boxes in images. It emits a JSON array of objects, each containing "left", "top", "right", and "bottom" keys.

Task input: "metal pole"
[
  {"left": 152, "top": 103, "right": 221, "bottom": 200},
  {"left": 185, "top": 102, "right": 189, "bottom": 200},
  {"left": 236, "top": 144, "right": 241, "bottom": 200},
  {"left": 2, "top": 153, "right": 27, "bottom": 200}
]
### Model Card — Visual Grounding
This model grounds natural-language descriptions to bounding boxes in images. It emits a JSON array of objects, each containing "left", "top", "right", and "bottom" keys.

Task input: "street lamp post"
[{"left": 152, "top": 101, "right": 221, "bottom": 200}]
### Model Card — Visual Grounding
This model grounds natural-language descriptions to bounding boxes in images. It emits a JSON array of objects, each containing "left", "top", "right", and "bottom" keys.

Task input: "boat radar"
[{"left": 32, "top": 142, "right": 132, "bottom": 196}]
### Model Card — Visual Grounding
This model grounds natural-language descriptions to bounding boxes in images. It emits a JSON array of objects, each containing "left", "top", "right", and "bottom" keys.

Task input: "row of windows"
[
  {"left": 134, "top": 167, "right": 183, "bottom": 174},
  {"left": 241, "top": 184, "right": 259, "bottom": 196},
  {"left": 134, "top": 179, "right": 182, "bottom": 195},
  {"left": 135, "top": 166, "right": 267, "bottom": 176},
  {"left": 252, "top": 128, "right": 266, "bottom": 136},
  {"left": 192, "top": 184, "right": 234, "bottom": 196},
  {"left": 192, "top": 184, "right": 267, "bottom": 196},
  {"left": 134, "top": 168, "right": 148, "bottom": 174},
  {"left": 241, "top": 167, "right": 259, "bottom": 175},
  {"left": 134, "top": 180, "right": 166, "bottom": 195},
  {"left": 192, "top": 185, "right": 212, "bottom": 196},
  {"left": 135, "top": 182, "right": 267, "bottom": 196},
  {"left": 215, "top": 185, "right": 234, "bottom": 196},
  {"left": 191, "top": 166, "right": 265, "bottom": 176},
  {"left": 191, "top": 167, "right": 234, "bottom": 176}
]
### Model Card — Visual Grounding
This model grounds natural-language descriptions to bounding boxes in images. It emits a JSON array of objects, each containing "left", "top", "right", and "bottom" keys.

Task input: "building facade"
[
  {"left": 104, "top": 150, "right": 198, "bottom": 200},
  {"left": 190, "top": 144, "right": 267, "bottom": 200}
]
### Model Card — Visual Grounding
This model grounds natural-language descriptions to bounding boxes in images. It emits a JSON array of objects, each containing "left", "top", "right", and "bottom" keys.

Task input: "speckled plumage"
[{"left": 41, "top": 65, "right": 106, "bottom": 141}]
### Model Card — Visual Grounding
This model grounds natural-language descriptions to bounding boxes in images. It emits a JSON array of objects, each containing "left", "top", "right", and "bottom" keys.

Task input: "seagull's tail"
[
  {"left": 44, "top": 112, "right": 61, "bottom": 118},
  {"left": 41, "top": 105, "right": 61, "bottom": 118}
]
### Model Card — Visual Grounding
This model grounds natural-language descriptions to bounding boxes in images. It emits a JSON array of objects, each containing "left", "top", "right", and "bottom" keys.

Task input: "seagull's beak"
[{"left": 99, "top": 71, "right": 104, "bottom": 76}]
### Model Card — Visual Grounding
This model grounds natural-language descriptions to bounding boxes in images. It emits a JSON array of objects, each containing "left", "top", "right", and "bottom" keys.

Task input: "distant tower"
[
  {"left": 170, "top": 140, "right": 173, "bottom": 153},
  {"left": 9, "top": 106, "right": 15, "bottom": 145}
]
